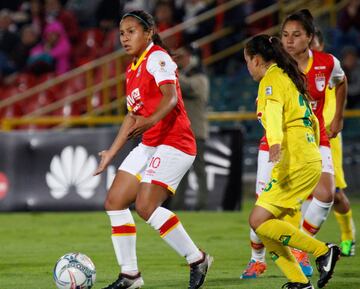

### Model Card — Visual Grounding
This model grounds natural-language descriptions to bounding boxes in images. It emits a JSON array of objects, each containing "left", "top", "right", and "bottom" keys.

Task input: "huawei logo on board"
[{"left": 46, "top": 146, "right": 101, "bottom": 199}]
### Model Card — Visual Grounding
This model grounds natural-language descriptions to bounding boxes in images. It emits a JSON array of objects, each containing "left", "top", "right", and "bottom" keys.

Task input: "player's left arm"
[
  {"left": 266, "top": 99, "right": 283, "bottom": 163},
  {"left": 328, "top": 56, "right": 348, "bottom": 138},
  {"left": 262, "top": 79, "right": 284, "bottom": 163}
]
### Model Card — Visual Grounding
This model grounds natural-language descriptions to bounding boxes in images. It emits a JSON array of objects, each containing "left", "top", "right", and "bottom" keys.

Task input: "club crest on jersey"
[
  {"left": 315, "top": 73, "right": 326, "bottom": 92},
  {"left": 265, "top": 86, "right": 272, "bottom": 96},
  {"left": 159, "top": 60, "right": 167, "bottom": 72}
]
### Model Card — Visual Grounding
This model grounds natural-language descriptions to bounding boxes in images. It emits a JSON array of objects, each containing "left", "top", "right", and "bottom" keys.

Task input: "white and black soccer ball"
[{"left": 53, "top": 252, "right": 96, "bottom": 289}]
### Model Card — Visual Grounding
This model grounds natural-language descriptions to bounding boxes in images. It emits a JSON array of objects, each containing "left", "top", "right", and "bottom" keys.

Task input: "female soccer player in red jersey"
[
  {"left": 94, "top": 10, "right": 212, "bottom": 289},
  {"left": 312, "top": 29, "right": 356, "bottom": 257},
  {"left": 280, "top": 7, "right": 347, "bottom": 267}
]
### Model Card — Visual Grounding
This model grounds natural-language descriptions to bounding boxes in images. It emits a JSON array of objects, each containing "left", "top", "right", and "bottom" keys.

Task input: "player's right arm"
[
  {"left": 94, "top": 113, "right": 136, "bottom": 175},
  {"left": 328, "top": 55, "right": 347, "bottom": 138}
]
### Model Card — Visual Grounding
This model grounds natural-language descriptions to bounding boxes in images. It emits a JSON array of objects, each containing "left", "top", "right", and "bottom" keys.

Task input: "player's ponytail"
[
  {"left": 151, "top": 33, "right": 171, "bottom": 54},
  {"left": 245, "top": 34, "right": 308, "bottom": 99},
  {"left": 121, "top": 10, "right": 171, "bottom": 54}
]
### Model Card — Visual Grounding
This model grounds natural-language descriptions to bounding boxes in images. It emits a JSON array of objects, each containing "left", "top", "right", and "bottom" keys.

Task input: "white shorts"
[
  {"left": 254, "top": 146, "right": 334, "bottom": 195},
  {"left": 320, "top": 145, "right": 334, "bottom": 175},
  {"left": 119, "top": 143, "right": 195, "bottom": 194},
  {"left": 256, "top": 150, "right": 273, "bottom": 197}
]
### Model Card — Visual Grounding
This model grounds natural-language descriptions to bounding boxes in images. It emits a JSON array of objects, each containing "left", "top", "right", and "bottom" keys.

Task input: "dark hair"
[
  {"left": 281, "top": 9, "right": 315, "bottom": 42},
  {"left": 313, "top": 28, "right": 324, "bottom": 46},
  {"left": 245, "top": 34, "right": 308, "bottom": 98},
  {"left": 121, "top": 10, "right": 171, "bottom": 53}
]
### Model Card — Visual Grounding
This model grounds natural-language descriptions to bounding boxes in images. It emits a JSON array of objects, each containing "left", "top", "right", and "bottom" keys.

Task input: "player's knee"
[
  {"left": 249, "top": 212, "right": 262, "bottom": 231},
  {"left": 104, "top": 196, "right": 118, "bottom": 211},
  {"left": 333, "top": 192, "right": 342, "bottom": 205},
  {"left": 314, "top": 186, "right": 335, "bottom": 203},
  {"left": 135, "top": 200, "right": 154, "bottom": 221}
]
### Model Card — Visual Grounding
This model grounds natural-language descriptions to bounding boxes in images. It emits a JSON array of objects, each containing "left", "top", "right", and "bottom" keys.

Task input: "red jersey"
[
  {"left": 259, "top": 49, "right": 344, "bottom": 151},
  {"left": 125, "top": 43, "right": 196, "bottom": 155},
  {"left": 305, "top": 49, "right": 344, "bottom": 147}
]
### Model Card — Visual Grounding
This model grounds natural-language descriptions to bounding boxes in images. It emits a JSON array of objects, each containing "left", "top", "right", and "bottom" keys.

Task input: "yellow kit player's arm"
[{"left": 265, "top": 99, "right": 283, "bottom": 162}]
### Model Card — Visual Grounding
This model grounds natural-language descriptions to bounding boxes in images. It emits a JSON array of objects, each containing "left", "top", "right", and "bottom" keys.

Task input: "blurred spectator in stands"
[
  {"left": 122, "top": 0, "right": 155, "bottom": 13},
  {"left": 0, "top": 1, "right": 22, "bottom": 11},
  {"left": 0, "top": 9, "right": 19, "bottom": 57},
  {"left": 154, "top": 0, "right": 182, "bottom": 49},
  {"left": 13, "top": 0, "right": 46, "bottom": 35},
  {"left": 96, "top": 0, "right": 122, "bottom": 32},
  {"left": 0, "top": 51, "right": 16, "bottom": 82},
  {"left": 210, "top": 0, "right": 246, "bottom": 74},
  {"left": 45, "top": 0, "right": 79, "bottom": 44},
  {"left": 172, "top": 44, "right": 209, "bottom": 210},
  {"left": 73, "top": 27, "right": 104, "bottom": 66},
  {"left": 341, "top": 46, "right": 360, "bottom": 109},
  {"left": 13, "top": 24, "right": 40, "bottom": 71},
  {"left": 28, "top": 21, "right": 70, "bottom": 75},
  {"left": 338, "top": 0, "right": 360, "bottom": 34},
  {"left": 71, "top": 0, "right": 121, "bottom": 66},
  {"left": 0, "top": 9, "right": 18, "bottom": 78},
  {"left": 96, "top": 0, "right": 123, "bottom": 55},
  {"left": 27, "top": 0, "right": 46, "bottom": 34},
  {"left": 335, "top": 0, "right": 360, "bottom": 52},
  {"left": 182, "top": 0, "right": 215, "bottom": 43},
  {"left": 242, "top": 0, "right": 276, "bottom": 37},
  {"left": 66, "top": 0, "right": 102, "bottom": 28}
]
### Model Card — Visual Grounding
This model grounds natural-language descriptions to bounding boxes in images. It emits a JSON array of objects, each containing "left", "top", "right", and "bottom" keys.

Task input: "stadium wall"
[{"left": 0, "top": 127, "right": 243, "bottom": 211}]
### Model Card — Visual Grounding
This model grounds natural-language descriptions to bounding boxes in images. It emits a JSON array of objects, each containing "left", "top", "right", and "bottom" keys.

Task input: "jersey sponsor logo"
[
  {"left": 46, "top": 146, "right": 101, "bottom": 200},
  {"left": 314, "top": 65, "right": 326, "bottom": 70},
  {"left": 315, "top": 73, "right": 326, "bottom": 92},
  {"left": 265, "top": 86, "right": 272, "bottom": 96},
  {"left": 127, "top": 88, "right": 143, "bottom": 113}
]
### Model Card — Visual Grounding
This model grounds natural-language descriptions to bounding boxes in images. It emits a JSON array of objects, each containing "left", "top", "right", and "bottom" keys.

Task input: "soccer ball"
[{"left": 53, "top": 252, "right": 96, "bottom": 289}]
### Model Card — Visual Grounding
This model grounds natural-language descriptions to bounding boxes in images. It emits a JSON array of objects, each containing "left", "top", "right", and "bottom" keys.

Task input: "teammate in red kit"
[{"left": 94, "top": 10, "right": 212, "bottom": 289}]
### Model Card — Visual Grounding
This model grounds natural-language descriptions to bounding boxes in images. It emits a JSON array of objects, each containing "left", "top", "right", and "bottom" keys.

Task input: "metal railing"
[{"left": 0, "top": 0, "right": 351, "bottom": 130}]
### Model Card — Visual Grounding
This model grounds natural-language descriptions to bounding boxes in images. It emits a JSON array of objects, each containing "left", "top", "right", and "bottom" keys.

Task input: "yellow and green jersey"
[{"left": 257, "top": 64, "right": 321, "bottom": 168}]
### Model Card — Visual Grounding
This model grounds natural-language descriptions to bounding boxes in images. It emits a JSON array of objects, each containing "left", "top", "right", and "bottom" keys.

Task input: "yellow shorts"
[
  {"left": 256, "top": 161, "right": 322, "bottom": 218},
  {"left": 330, "top": 133, "right": 347, "bottom": 189}
]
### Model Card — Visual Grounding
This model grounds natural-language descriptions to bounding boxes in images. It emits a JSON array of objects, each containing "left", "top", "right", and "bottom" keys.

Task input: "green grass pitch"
[{"left": 0, "top": 199, "right": 359, "bottom": 289}]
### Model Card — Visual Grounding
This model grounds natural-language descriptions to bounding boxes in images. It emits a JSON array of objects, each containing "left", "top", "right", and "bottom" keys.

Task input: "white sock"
[
  {"left": 302, "top": 197, "right": 333, "bottom": 236},
  {"left": 147, "top": 207, "right": 202, "bottom": 264},
  {"left": 107, "top": 209, "right": 138, "bottom": 274},
  {"left": 301, "top": 198, "right": 312, "bottom": 224},
  {"left": 250, "top": 228, "right": 266, "bottom": 262}
]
